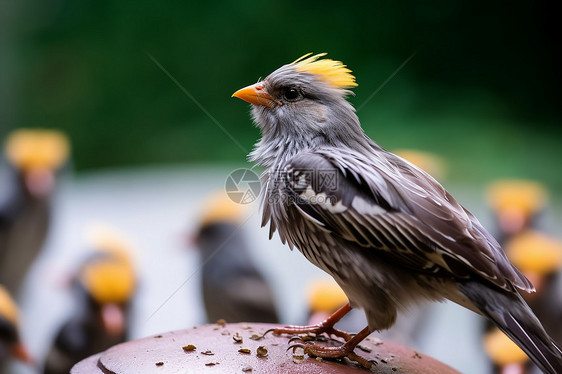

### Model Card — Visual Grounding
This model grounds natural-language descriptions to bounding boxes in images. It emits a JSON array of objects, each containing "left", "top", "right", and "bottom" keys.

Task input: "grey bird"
[
  {"left": 0, "top": 129, "right": 70, "bottom": 295},
  {"left": 232, "top": 53, "right": 562, "bottom": 373},
  {"left": 43, "top": 228, "right": 136, "bottom": 374}
]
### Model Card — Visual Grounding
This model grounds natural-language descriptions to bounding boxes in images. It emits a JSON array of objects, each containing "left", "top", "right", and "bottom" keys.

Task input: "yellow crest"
[
  {"left": 4, "top": 129, "right": 70, "bottom": 172},
  {"left": 199, "top": 191, "right": 246, "bottom": 227},
  {"left": 292, "top": 53, "right": 358, "bottom": 89},
  {"left": 80, "top": 224, "right": 136, "bottom": 304},
  {"left": 80, "top": 260, "right": 136, "bottom": 304},
  {"left": 486, "top": 180, "right": 547, "bottom": 217},
  {"left": 0, "top": 285, "right": 19, "bottom": 327},
  {"left": 506, "top": 230, "right": 562, "bottom": 275}
]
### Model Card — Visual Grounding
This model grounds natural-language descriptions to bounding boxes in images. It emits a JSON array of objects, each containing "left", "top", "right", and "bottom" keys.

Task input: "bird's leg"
[
  {"left": 269, "top": 303, "right": 353, "bottom": 341},
  {"left": 289, "top": 325, "right": 375, "bottom": 370}
]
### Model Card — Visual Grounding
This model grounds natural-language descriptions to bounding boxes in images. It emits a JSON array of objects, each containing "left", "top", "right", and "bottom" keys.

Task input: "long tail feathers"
[{"left": 460, "top": 282, "right": 562, "bottom": 374}]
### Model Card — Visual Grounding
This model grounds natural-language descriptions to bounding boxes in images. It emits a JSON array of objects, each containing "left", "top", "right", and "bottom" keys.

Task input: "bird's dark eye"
[{"left": 282, "top": 87, "right": 302, "bottom": 102}]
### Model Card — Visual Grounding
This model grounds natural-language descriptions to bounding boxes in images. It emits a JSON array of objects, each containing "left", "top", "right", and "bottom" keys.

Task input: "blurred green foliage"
[{"left": 1, "top": 1, "right": 560, "bottom": 189}]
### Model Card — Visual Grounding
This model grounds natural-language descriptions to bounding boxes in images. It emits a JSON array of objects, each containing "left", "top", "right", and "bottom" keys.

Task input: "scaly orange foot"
[
  {"left": 267, "top": 303, "right": 353, "bottom": 341},
  {"left": 289, "top": 326, "right": 374, "bottom": 370}
]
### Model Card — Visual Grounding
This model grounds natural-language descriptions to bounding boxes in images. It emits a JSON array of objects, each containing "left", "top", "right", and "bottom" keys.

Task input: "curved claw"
[
  {"left": 262, "top": 328, "right": 278, "bottom": 337},
  {"left": 287, "top": 343, "right": 307, "bottom": 353},
  {"left": 288, "top": 336, "right": 305, "bottom": 344}
]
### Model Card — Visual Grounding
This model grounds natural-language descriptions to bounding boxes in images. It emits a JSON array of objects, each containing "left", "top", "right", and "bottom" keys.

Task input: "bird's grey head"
[{"left": 233, "top": 54, "right": 367, "bottom": 166}]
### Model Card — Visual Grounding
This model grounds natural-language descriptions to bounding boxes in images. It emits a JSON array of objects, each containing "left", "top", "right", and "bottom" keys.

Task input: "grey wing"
[{"left": 272, "top": 148, "right": 532, "bottom": 293}]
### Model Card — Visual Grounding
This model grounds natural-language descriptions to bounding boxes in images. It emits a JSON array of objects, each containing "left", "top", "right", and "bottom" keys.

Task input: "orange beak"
[
  {"left": 100, "top": 303, "right": 125, "bottom": 337},
  {"left": 232, "top": 83, "right": 282, "bottom": 108},
  {"left": 24, "top": 167, "right": 55, "bottom": 198},
  {"left": 498, "top": 208, "right": 527, "bottom": 235},
  {"left": 10, "top": 341, "right": 34, "bottom": 365}
]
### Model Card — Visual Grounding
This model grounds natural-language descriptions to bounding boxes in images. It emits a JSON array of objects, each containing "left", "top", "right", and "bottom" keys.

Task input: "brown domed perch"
[{"left": 71, "top": 322, "right": 459, "bottom": 373}]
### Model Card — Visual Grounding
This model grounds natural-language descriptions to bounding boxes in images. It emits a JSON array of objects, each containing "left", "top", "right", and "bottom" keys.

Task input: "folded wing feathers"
[{"left": 266, "top": 148, "right": 530, "bottom": 292}]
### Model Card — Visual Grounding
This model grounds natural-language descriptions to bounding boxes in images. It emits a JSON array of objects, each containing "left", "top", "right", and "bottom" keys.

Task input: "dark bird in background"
[
  {"left": 486, "top": 180, "right": 547, "bottom": 245},
  {"left": 232, "top": 53, "right": 562, "bottom": 372},
  {"left": 486, "top": 181, "right": 562, "bottom": 372},
  {"left": 0, "top": 285, "right": 33, "bottom": 372},
  {"left": 192, "top": 192, "right": 279, "bottom": 324},
  {"left": 43, "top": 226, "right": 136, "bottom": 374},
  {"left": 0, "top": 129, "right": 70, "bottom": 295}
]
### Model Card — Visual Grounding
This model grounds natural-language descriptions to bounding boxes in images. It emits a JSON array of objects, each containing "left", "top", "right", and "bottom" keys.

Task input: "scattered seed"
[
  {"left": 216, "top": 319, "right": 226, "bottom": 326},
  {"left": 238, "top": 348, "right": 251, "bottom": 354},
  {"left": 315, "top": 357, "right": 323, "bottom": 362},
  {"left": 357, "top": 344, "right": 372, "bottom": 353},
  {"left": 240, "top": 324, "right": 251, "bottom": 330},
  {"left": 154, "top": 335, "right": 163, "bottom": 338},
  {"left": 233, "top": 333, "right": 243, "bottom": 343},
  {"left": 413, "top": 351, "right": 422, "bottom": 359},
  {"left": 155, "top": 362, "right": 164, "bottom": 366},
  {"left": 205, "top": 362, "right": 216, "bottom": 366},
  {"left": 242, "top": 366, "right": 252, "bottom": 372},
  {"left": 182, "top": 345, "right": 196, "bottom": 352},
  {"left": 392, "top": 367, "right": 398, "bottom": 372},
  {"left": 256, "top": 346, "right": 268, "bottom": 357},
  {"left": 249, "top": 334, "right": 262, "bottom": 341},
  {"left": 371, "top": 337, "right": 383, "bottom": 346},
  {"left": 201, "top": 350, "right": 214, "bottom": 355}
]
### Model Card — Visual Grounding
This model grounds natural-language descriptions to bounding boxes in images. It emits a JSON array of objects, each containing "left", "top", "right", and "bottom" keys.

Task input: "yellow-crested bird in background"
[
  {"left": 192, "top": 192, "right": 279, "bottom": 324},
  {"left": 0, "top": 129, "right": 70, "bottom": 294},
  {"left": 43, "top": 225, "right": 136, "bottom": 374}
]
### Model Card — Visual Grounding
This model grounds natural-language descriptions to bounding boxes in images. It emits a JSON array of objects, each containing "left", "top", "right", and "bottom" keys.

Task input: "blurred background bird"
[
  {"left": 0, "top": 129, "right": 70, "bottom": 295},
  {"left": 484, "top": 180, "right": 562, "bottom": 372},
  {"left": 505, "top": 231, "right": 562, "bottom": 344},
  {"left": 191, "top": 192, "right": 279, "bottom": 324},
  {"left": 0, "top": 285, "right": 33, "bottom": 373},
  {"left": 484, "top": 327, "right": 531, "bottom": 374},
  {"left": 481, "top": 232, "right": 562, "bottom": 374},
  {"left": 486, "top": 180, "right": 548, "bottom": 245},
  {"left": 42, "top": 225, "right": 136, "bottom": 374}
]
